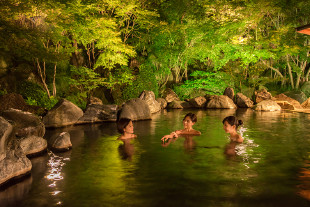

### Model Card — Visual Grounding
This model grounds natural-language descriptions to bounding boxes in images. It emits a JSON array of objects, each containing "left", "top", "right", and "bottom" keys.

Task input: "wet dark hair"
[
  {"left": 117, "top": 118, "right": 132, "bottom": 134},
  {"left": 183, "top": 113, "right": 197, "bottom": 123},
  {"left": 222, "top": 116, "right": 243, "bottom": 128}
]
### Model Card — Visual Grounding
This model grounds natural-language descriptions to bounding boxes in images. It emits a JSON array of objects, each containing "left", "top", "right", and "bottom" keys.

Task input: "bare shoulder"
[{"left": 236, "top": 134, "right": 243, "bottom": 143}]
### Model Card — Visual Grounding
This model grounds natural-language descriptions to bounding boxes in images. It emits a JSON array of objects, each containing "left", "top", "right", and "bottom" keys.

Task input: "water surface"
[{"left": 1, "top": 109, "right": 310, "bottom": 207}]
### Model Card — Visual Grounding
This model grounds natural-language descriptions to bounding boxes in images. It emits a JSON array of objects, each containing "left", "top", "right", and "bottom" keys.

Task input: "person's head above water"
[
  {"left": 117, "top": 118, "right": 133, "bottom": 134},
  {"left": 183, "top": 113, "right": 197, "bottom": 123},
  {"left": 222, "top": 116, "right": 243, "bottom": 130},
  {"left": 222, "top": 116, "right": 244, "bottom": 143}
]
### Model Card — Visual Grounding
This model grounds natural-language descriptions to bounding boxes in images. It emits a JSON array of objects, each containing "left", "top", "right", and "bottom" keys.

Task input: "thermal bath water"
[{"left": 1, "top": 109, "right": 310, "bottom": 207}]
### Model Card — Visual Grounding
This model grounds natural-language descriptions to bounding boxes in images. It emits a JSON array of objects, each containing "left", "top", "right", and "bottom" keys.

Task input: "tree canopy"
[{"left": 0, "top": 0, "right": 310, "bottom": 107}]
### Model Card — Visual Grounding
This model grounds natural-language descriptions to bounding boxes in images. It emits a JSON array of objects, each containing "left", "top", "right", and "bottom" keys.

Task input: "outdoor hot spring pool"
[{"left": 2, "top": 109, "right": 310, "bottom": 207}]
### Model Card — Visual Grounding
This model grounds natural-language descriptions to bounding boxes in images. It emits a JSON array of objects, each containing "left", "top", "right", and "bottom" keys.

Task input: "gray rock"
[
  {"left": 236, "top": 93, "right": 254, "bottom": 108},
  {"left": 163, "top": 88, "right": 179, "bottom": 103},
  {"left": 253, "top": 100, "right": 281, "bottom": 111},
  {"left": 156, "top": 98, "right": 167, "bottom": 109},
  {"left": 20, "top": 136, "right": 47, "bottom": 156},
  {"left": 254, "top": 89, "right": 272, "bottom": 103},
  {"left": 43, "top": 99, "right": 83, "bottom": 127},
  {"left": 301, "top": 81, "right": 310, "bottom": 97},
  {"left": 189, "top": 96, "right": 207, "bottom": 108},
  {"left": 223, "top": 87, "right": 234, "bottom": 101},
  {"left": 139, "top": 90, "right": 161, "bottom": 113},
  {"left": 302, "top": 98, "right": 310, "bottom": 108},
  {"left": 206, "top": 95, "right": 237, "bottom": 109},
  {"left": 79, "top": 104, "right": 118, "bottom": 123},
  {"left": 49, "top": 132, "right": 72, "bottom": 151},
  {"left": 118, "top": 98, "right": 151, "bottom": 121},
  {"left": 283, "top": 91, "right": 307, "bottom": 104},
  {"left": 1, "top": 109, "right": 45, "bottom": 137},
  {"left": 0, "top": 117, "right": 12, "bottom": 161},
  {"left": 0, "top": 148, "right": 32, "bottom": 186},
  {"left": 272, "top": 93, "right": 302, "bottom": 109},
  {"left": 167, "top": 100, "right": 192, "bottom": 109}
]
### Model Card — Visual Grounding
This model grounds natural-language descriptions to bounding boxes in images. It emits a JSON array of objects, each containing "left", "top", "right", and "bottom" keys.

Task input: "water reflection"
[
  {"left": 45, "top": 151, "right": 70, "bottom": 205},
  {"left": 118, "top": 138, "right": 135, "bottom": 161},
  {"left": 161, "top": 135, "right": 197, "bottom": 153},
  {"left": 0, "top": 176, "right": 32, "bottom": 207},
  {"left": 297, "top": 159, "right": 310, "bottom": 201}
]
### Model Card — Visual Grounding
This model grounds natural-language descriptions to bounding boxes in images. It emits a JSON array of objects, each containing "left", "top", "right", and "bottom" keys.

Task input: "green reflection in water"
[{"left": 8, "top": 109, "right": 310, "bottom": 207}]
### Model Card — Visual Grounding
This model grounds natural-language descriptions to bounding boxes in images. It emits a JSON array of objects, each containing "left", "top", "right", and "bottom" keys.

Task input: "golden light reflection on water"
[{"left": 45, "top": 151, "right": 70, "bottom": 205}]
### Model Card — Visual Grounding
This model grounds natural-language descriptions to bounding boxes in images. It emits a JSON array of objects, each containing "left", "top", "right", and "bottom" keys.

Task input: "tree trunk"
[
  {"left": 286, "top": 55, "right": 295, "bottom": 89},
  {"left": 36, "top": 58, "right": 51, "bottom": 98},
  {"left": 52, "top": 63, "right": 57, "bottom": 97}
]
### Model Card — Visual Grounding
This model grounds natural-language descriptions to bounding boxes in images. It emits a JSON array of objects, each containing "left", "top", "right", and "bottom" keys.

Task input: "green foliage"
[
  {"left": 69, "top": 66, "right": 107, "bottom": 92},
  {"left": 173, "top": 71, "right": 231, "bottom": 100},
  {"left": 122, "top": 64, "right": 158, "bottom": 101},
  {"left": 0, "top": 89, "right": 7, "bottom": 96},
  {"left": 65, "top": 91, "right": 88, "bottom": 110},
  {"left": 17, "top": 81, "right": 58, "bottom": 109}
]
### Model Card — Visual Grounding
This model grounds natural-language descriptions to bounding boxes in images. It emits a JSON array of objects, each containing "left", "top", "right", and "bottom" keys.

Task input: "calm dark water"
[{"left": 2, "top": 109, "right": 310, "bottom": 207}]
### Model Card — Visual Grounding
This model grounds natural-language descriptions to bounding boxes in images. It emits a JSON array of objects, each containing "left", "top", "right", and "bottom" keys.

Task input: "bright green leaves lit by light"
[{"left": 173, "top": 71, "right": 231, "bottom": 100}]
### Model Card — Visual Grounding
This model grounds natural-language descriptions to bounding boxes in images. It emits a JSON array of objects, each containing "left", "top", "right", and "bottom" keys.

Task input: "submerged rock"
[{"left": 49, "top": 132, "right": 72, "bottom": 152}]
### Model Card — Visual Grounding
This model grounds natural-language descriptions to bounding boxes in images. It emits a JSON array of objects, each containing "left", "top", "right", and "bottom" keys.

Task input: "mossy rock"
[
  {"left": 283, "top": 90, "right": 307, "bottom": 104},
  {"left": 301, "top": 81, "right": 310, "bottom": 97}
]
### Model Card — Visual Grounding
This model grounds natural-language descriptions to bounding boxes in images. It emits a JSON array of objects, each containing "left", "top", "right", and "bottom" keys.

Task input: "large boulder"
[
  {"left": 254, "top": 89, "right": 272, "bottom": 103},
  {"left": 49, "top": 132, "right": 72, "bottom": 152},
  {"left": 236, "top": 93, "right": 254, "bottom": 108},
  {"left": 1, "top": 109, "right": 45, "bottom": 138},
  {"left": 301, "top": 81, "right": 310, "bottom": 97},
  {"left": 19, "top": 136, "right": 47, "bottom": 156},
  {"left": 253, "top": 100, "right": 281, "bottom": 111},
  {"left": 0, "top": 117, "right": 12, "bottom": 161},
  {"left": 205, "top": 95, "right": 237, "bottom": 109},
  {"left": 79, "top": 104, "right": 118, "bottom": 123},
  {"left": 139, "top": 90, "right": 161, "bottom": 113},
  {"left": 223, "top": 87, "right": 234, "bottom": 101},
  {"left": 156, "top": 98, "right": 167, "bottom": 109},
  {"left": 272, "top": 93, "right": 302, "bottom": 109},
  {"left": 162, "top": 88, "right": 179, "bottom": 103},
  {"left": 283, "top": 91, "right": 307, "bottom": 104},
  {"left": 118, "top": 98, "right": 151, "bottom": 121},
  {"left": 0, "top": 147, "right": 32, "bottom": 186},
  {"left": 189, "top": 96, "right": 207, "bottom": 108},
  {"left": 167, "top": 100, "right": 192, "bottom": 109},
  {"left": 43, "top": 99, "right": 83, "bottom": 128}
]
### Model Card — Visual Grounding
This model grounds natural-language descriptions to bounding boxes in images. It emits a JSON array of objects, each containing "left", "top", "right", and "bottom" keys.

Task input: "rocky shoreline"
[{"left": 1, "top": 87, "right": 310, "bottom": 187}]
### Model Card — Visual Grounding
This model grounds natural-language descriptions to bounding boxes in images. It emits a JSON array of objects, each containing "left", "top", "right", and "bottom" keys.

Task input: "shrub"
[
  {"left": 122, "top": 64, "right": 158, "bottom": 101},
  {"left": 173, "top": 71, "right": 231, "bottom": 100}
]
